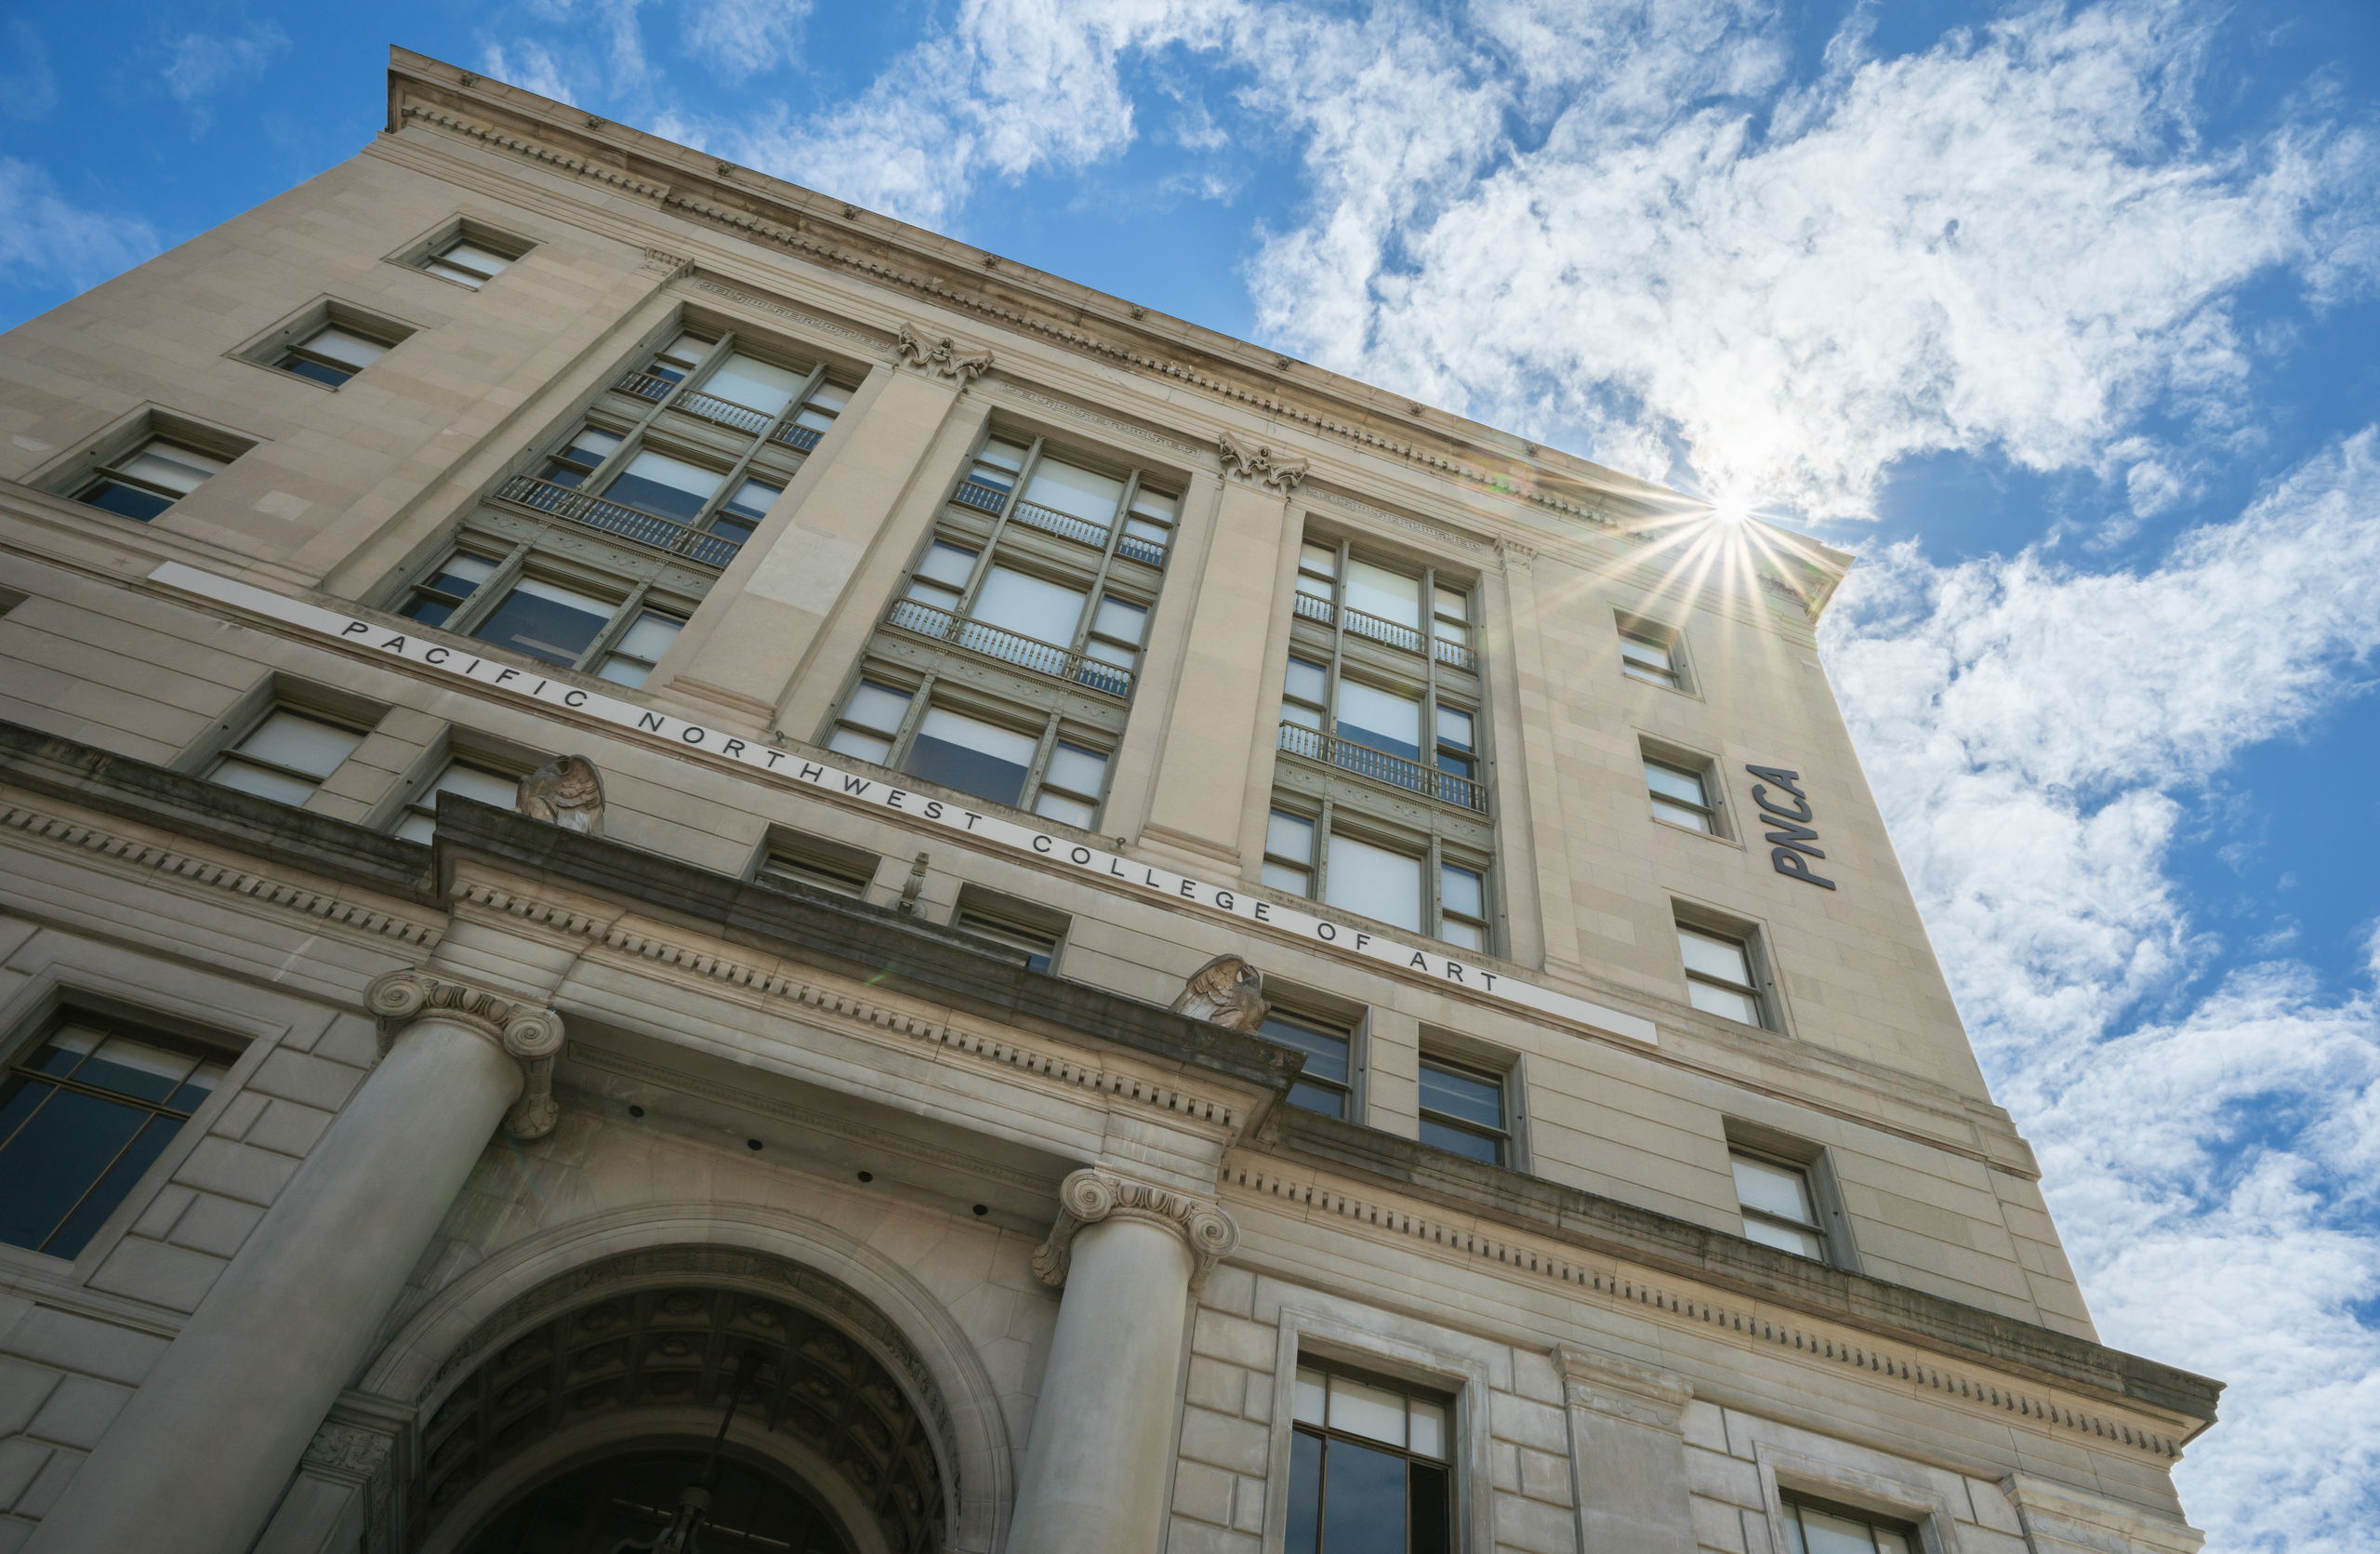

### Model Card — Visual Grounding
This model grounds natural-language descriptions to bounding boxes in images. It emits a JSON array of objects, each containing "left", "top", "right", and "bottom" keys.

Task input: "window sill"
[
  {"left": 1650, "top": 815, "right": 1744, "bottom": 850},
  {"left": 225, "top": 352, "right": 340, "bottom": 392},
  {"left": 382, "top": 255, "right": 497, "bottom": 292}
]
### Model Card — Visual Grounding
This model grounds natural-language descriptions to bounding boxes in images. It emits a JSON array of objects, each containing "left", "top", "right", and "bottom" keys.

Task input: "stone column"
[
  {"left": 1007, "top": 1168, "right": 1238, "bottom": 1554},
  {"left": 27, "top": 971, "right": 562, "bottom": 1554},
  {"left": 1556, "top": 1343, "right": 1698, "bottom": 1554}
]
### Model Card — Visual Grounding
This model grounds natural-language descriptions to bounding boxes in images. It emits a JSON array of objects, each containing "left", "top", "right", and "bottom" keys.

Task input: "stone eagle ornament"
[
  {"left": 1170, "top": 953, "right": 1269, "bottom": 1033},
  {"left": 515, "top": 754, "right": 605, "bottom": 836}
]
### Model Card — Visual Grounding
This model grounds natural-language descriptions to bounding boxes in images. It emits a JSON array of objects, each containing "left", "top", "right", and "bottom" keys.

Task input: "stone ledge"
[{"left": 1272, "top": 1109, "right": 2221, "bottom": 1428}]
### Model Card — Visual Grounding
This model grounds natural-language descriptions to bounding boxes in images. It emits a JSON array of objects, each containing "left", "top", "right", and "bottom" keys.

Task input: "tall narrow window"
[
  {"left": 208, "top": 708, "right": 365, "bottom": 806},
  {"left": 1732, "top": 1151, "right": 1828, "bottom": 1260},
  {"left": 1418, "top": 1054, "right": 1510, "bottom": 1165},
  {"left": 1287, "top": 1362, "right": 1454, "bottom": 1554},
  {"left": 1779, "top": 1495, "right": 1917, "bottom": 1553},
  {"left": 953, "top": 889, "right": 1068, "bottom": 975},
  {"left": 1260, "top": 1003, "right": 1357, "bottom": 1119},
  {"left": 73, "top": 438, "right": 229, "bottom": 523},
  {"left": 0, "top": 1013, "right": 231, "bottom": 1259},
  {"left": 1646, "top": 756, "right": 1717, "bottom": 832},
  {"left": 1678, "top": 923, "right": 1767, "bottom": 1027}
]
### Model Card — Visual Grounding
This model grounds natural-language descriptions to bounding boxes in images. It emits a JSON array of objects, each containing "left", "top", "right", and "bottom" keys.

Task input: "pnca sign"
[{"left": 152, "top": 562, "right": 1657, "bottom": 1047}]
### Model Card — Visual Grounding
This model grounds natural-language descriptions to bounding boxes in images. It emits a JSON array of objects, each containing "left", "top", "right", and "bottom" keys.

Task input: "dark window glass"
[
  {"left": 470, "top": 578, "right": 615, "bottom": 668},
  {"left": 902, "top": 708, "right": 1036, "bottom": 809},
  {"left": 1289, "top": 1363, "right": 1455, "bottom": 1554},
  {"left": 1418, "top": 1056, "right": 1508, "bottom": 1165},
  {"left": 1260, "top": 1009, "right": 1353, "bottom": 1119},
  {"left": 1286, "top": 1428, "right": 1324, "bottom": 1554},
  {"left": 79, "top": 480, "right": 175, "bottom": 522},
  {"left": 0, "top": 1017, "right": 228, "bottom": 1259}
]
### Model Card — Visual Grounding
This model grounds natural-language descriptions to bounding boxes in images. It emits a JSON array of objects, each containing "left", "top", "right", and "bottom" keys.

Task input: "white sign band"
[{"left": 150, "top": 562, "right": 1658, "bottom": 1046}]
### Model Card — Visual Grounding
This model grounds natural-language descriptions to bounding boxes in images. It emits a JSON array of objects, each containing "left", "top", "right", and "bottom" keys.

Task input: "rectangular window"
[
  {"left": 208, "top": 708, "right": 365, "bottom": 806},
  {"left": 906, "top": 707, "right": 1039, "bottom": 809},
  {"left": 1260, "top": 1004, "right": 1356, "bottom": 1119},
  {"left": 1287, "top": 1362, "right": 1454, "bottom": 1554},
  {"left": 1679, "top": 923, "right": 1766, "bottom": 1027},
  {"left": 1646, "top": 756, "right": 1716, "bottom": 832},
  {"left": 1325, "top": 830, "right": 1425, "bottom": 935},
  {"left": 595, "top": 610, "right": 684, "bottom": 687},
  {"left": 392, "top": 757, "right": 520, "bottom": 843},
  {"left": 74, "top": 438, "right": 229, "bottom": 523},
  {"left": 276, "top": 322, "right": 398, "bottom": 388},
  {"left": 1418, "top": 1053, "right": 1510, "bottom": 1165},
  {"left": 1263, "top": 808, "right": 1318, "bottom": 896},
  {"left": 1780, "top": 1494, "right": 1917, "bottom": 1553},
  {"left": 827, "top": 680, "right": 914, "bottom": 765},
  {"left": 470, "top": 577, "right": 621, "bottom": 669},
  {"left": 0, "top": 1013, "right": 231, "bottom": 1259},
  {"left": 1620, "top": 625, "right": 1684, "bottom": 689},
  {"left": 1732, "top": 1151, "right": 1829, "bottom": 1260},
  {"left": 1264, "top": 804, "right": 1490, "bottom": 954},
  {"left": 420, "top": 234, "right": 520, "bottom": 287},
  {"left": 757, "top": 833, "right": 879, "bottom": 898},
  {"left": 953, "top": 889, "right": 1068, "bottom": 975}
]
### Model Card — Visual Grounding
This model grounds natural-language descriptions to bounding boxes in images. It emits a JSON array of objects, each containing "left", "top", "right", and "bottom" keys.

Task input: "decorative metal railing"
[
  {"left": 615, "top": 370, "right": 675, "bottom": 403},
  {"left": 884, "top": 599, "right": 1134, "bottom": 700},
  {"left": 772, "top": 422, "right": 824, "bottom": 452},
  {"left": 615, "top": 370, "right": 827, "bottom": 447},
  {"left": 1117, "top": 529, "right": 1169, "bottom": 567},
  {"left": 495, "top": 476, "right": 739, "bottom": 569},
  {"left": 1009, "top": 499, "right": 1112, "bottom": 551},
  {"left": 1289, "top": 595, "right": 1476, "bottom": 671},
  {"left": 1276, "top": 722, "right": 1487, "bottom": 812},
  {"left": 951, "top": 479, "right": 1009, "bottom": 513}
]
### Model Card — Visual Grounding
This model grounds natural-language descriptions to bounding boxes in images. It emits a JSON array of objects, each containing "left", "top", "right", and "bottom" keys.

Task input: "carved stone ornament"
[
  {"left": 364, "top": 969, "right": 566, "bottom": 1139},
  {"left": 300, "top": 1422, "right": 393, "bottom": 1481},
  {"left": 515, "top": 754, "right": 605, "bottom": 835},
  {"left": 895, "top": 321, "right": 994, "bottom": 387},
  {"left": 1032, "top": 1167, "right": 1239, "bottom": 1294},
  {"left": 1170, "top": 953, "right": 1268, "bottom": 1033},
  {"left": 1554, "top": 1342, "right": 1694, "bottom": 1431},
  {"left": 1217, "top": 429, "right": 1311, "bottom": 493}
]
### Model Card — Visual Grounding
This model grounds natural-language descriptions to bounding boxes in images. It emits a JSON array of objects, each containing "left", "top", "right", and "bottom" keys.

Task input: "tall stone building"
[{"left": 0, "top": 47, "right": 2215, "bottom": 1554}]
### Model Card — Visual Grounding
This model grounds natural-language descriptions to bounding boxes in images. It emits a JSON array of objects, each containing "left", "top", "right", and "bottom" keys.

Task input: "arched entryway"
[{"left": 411, "top": 1255, "right": 957, "bottom": 1554}]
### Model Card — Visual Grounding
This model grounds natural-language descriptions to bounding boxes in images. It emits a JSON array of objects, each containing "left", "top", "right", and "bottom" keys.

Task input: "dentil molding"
[
  {"left": 364, "top": 968, "right": 566, "bottom": 1139},
  {"left": 1032, "top": 1167, "right": 1239, "bottom": 1294}
]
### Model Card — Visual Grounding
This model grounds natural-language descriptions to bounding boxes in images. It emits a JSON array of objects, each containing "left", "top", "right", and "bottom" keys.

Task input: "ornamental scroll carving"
[
  {"left": 300, "top": 1422, "right": 393, "bottom": 1481},
  {"left": 1217, "top": 430, "right": 1310, "bottom": 493},
  {"left": 1032, "top": 1167, "right": 1238, "bottom": 1294},
  {"left": 364, "top": 969, "right": 566, "bottom": 1140},
  {"left": 896, "top": 322, "right": 993, "bottom": 388}
]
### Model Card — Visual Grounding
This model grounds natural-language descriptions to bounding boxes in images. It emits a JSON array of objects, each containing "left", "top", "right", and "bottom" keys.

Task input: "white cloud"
[
  {"left": 1825, "top": 432, "right": 2380, "bottom": 1548},
  {"left": 159, "top": 22, "right": 287, "bottom": 106},
  {"left": 0, "top": 158, "right": 161, "bottom": 295},
  {"left": 682, "top": 0, "right": 811, "bottom": 83}
]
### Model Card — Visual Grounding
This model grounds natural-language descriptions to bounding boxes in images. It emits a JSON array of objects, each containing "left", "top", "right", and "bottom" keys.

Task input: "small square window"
[
  {"left": 1419, "top": 1052, "right": 1510, "bottom": 1165},
  {"left": 756, "top": 832, "right": 880, "bottom": 898},
  {"left": 953, "top": 888, "right": 1067, "bottom": 975},
  {"left": 1732, "top": 1150, "right": 1827, "bottom": 1260},
  {"left": 275, "top": 322, "right": 400, "bottom": 388},
  {"left": 1678, "top": 921, "right": 1766, "bottom": 1028},
  {"left": 208, "top": 707, "right": 367, "bottom": 806},
  {"left": 1259, "top": 1002, "right": 1357, "bottom": 1120},
  {"left": 412, "top": 226, "right": 531, "bottom": 287},
  {"left": 73, "top": 437, "right": 230, "bottom": 523},
  {"left": 1620, "top": 623, "right": 1686, "bottom": 689}
]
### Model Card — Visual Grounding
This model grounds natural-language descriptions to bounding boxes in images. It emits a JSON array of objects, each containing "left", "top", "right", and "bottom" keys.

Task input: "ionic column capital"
[
  {"left": 364, "top": 969, "right": 565, "bottom": 1139},
  {"left": 1032, "top": 1168, "right": 1237, "bottom": 1293}
]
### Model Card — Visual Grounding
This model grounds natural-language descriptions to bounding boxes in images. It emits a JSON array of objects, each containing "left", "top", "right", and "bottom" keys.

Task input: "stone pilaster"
[
  {"left": 1009, "top": 1168, "right": 1237, "bottom": 1554},
  {"left": 1556, "top": 1342, "right": 1698, "bottom": 1554}
]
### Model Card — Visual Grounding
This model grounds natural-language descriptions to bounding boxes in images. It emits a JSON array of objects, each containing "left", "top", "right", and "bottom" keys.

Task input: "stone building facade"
[{"left": 0, "top": 47, "right": 2215, "bottom": 1554}]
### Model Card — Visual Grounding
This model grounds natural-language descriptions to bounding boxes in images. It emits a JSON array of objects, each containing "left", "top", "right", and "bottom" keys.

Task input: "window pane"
[
  {"left": 122, "top": 443, "right": 225, "bottom": 494},
  {"left": 1258, "top": 1015, "right": 1349, "bottom": 1088},
  {"left": 439, "top": 241, "right": 512, "bottom": 278},
  {"left": 1646, "top": 762, "right": 1708, "bottom": 806},
  {"left": 1326, "top": 833, "right": 1423, "bottom": 931},
  {"left": 1032, "top": 791, "right": 1096, "bottom": 828},
  {"left": 606, "top": 451, "right": 723, "bottom": 522},
  {"left": 906, "top": 709, "right": 1037, "bottom": 808},
  {"left": 28, "top": 1024, "right": 100, "bottom": 1078},
  {"left": 1440, "top": 917, "right": 1485, "bottom": 950},
  {"left": 1267, "top": 810, "right": 1316, "bottom": 864},
  {"left": 1319, "top": 1438, "right": 1408, "bottom": 1551},
  {"left": 1284, "top": 657, "right": 1328, "bottom": 704},
  {"left": 557, "top": 427, "right": 624, "bottom": 472},
  {"left": 1797, "top": 1507, "right": 1885, "bottom": 1554},
  {"left": 1433, "top": 586, "right": 1468, "bottom": 622},
  {"left": 209, "top": 760, "right": 322, "bottom": 805},
  {"left": 1733, "top": 1156, "right": 1817, "bottom": 1222},
  {"left": 844, "top": 682, "right": 913, "bottom": 735},
  {"left": 1420, "top": 1060, "right": 1502, "bottom": 1129},
  {"left": 1091, "top": 596, "right": 1148, "bottom": 644},
  {"left": 828, "top": 728, "right": 893, "bottom": 764},
  {"left": 1343, "top": 559, "right": 1421, "bottom": 626},
  {"left": 46, "top": 1113, "right": 179, "bottom": 1257},
  {"left": 918, "top": 542, "right": 978, "bottom": 589},
  {"left": 1328, "top": 1375, "right": 1408, "bottom": 1447},
  {"left": 1439, "top": 864, "right": 1484, "bottom": 920},
  {"left": 1653, "top": 796, "right": 1712, "bottom": 832},
  {"left": 79, "top": 479, "right": 175, "bottom": 522},
  {"left": 1687, "top": 979, "right": 1762, "bottom": 1024},
  {"left": 1622, "top": 635, "right": 1674, "bottom": 673},
  {"left": 1285, "top": 1430, "right": 1323, "bottom": 1554},
  {"left": 1408, "top": 1398, "right": 1448, "bottom": 1461},
  {"left": 1022, "top": 458, "right": 1125, "bottom": 525},
  {"left": 167, "top": 1060, "right": 227, "bottom": 1114},
  {"left": 1435, "top": 706, "right": 1474, "bottom": 751},
  {"left": 427, "top": 761, "right": 521, "bottom": 810},
  {"left": 302, "top": 326, "right": 390, "bottom": 371},
  {"left": 1300, "top": 541, "right": 1338, "bottom": 578},
  {"left": 652, "top": 331, "right": 713, "bottom": 379},
  {"left": 422, "top": 552, "right": 497, "bottom": 599},
  {"left": 1294, "top": 1367, "right": 1329, "bottom": 1426},
  {"left": 611, "top": 612, "right": 683, "bottom": 663},
  {"left": 701, "top": 352, "right": 804, "bottom": 414},
  {"left": 0, "top": 1085, "right": 145, "bottom": 1252},
  {"left": 1421, "top": 1117, "right": 1503, "bottom": 1163},
  {"left": 473, "top": 578, "right": 614, "bottom": 666},
  {"left": 236, "top": 711, "right": 364, "bottom": 778},
  {"left": 79, "top": 1037, "right": 196, "bottom": 1104},
  {"left": 1745, "top": 1217, "right": 1828, "bottom": 1259},
  {"left": 1129, "top": 486, "right": 1178, "bottom": 521},
  {"left": 1334, "top": 681, "right": 1421, "bottom": 759},
  {"left": 1043, "top": 742, "right": 1107, "bottom": 797},
  {"left": 722, "top": 478, "right": 782, "bottom": 522},
  {"left": 972, "top": 567, "right": 1086, "bottom": 645},
  {"left": 1678, "top": 927, "right": 1752, "bottom": 986},
  {"left": 1409, "top": 1460, "right": 1454, "bottom": 1554},
  {"left": 971, "top": 439, "right": 1029, "bottom": 486},
  {"left": 1263, "top": 862, "right": 1312, "bottom": 895}
]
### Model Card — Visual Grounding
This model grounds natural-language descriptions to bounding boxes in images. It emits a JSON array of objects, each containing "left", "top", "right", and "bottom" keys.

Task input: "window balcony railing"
[
  {"left": 1117, "top": 530, "right": 1169, "bottom": 567},
  {"left": 615, "top": 370, "right": 676, "bottom": 403},
  {"left": 951, "top": 478, "right": 1010, "bottom": 514},
  {"left": 772, "top": 422, "right": 824, "bottom": 453},
  {"left": 1276, "top": 721, "right": 1488, "bottom": 812},
  {"left": 884, "top": 598, "right": 1134, "bottom": 700},
  {"left": 1290, "top": 595, "right": 1477, "bottom": 672},
  {"left": 495, "top": 475, "right": 741, "bottom": 569},
  {"left": 1009, "top": 499, "right": 1112, "bottom": 551},
  {"left": 615, "top": 370, "right": 824, "bottom": 445}
]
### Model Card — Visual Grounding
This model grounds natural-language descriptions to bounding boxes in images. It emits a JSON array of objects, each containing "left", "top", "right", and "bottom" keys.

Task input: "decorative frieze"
[
  {"left": 1032, "top": 1167, "right": 1238, "bottom": 1293},
  {"left": 364, "top": 968, "right": 565, "bottom": 1139},
  {"left": 300, "top": 1422, "right": 394, "bottom": 1481}
]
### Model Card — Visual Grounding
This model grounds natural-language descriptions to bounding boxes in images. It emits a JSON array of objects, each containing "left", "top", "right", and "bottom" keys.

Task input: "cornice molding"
[
  {"left": 456, "top": 880, "right": 1251, "bottom": 1136},
  {"left": 1224, "top": 1160, "right": 2193, "bottom": 1461},
  {"left": 365, "top": 968, "right": 565, "bottom": 1139},
  {"left": 0, "top": 798, "right": 443, "bottom": 948},
  {"left": 1031, "top": 1167, "right": 1238, "bottom": 1293}
]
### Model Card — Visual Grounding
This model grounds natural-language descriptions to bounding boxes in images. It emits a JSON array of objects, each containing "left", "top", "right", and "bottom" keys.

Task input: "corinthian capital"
[
  {"left": 1033, "top": 1167, "right": 1238, "bottom": 1293},
  {"left": 364, "top": 969, "right": 566, "bottom": 1140}
]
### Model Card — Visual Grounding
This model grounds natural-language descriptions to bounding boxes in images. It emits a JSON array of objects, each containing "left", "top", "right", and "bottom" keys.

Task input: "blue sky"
[{"left": 7, "top": 2, "right": 2380, "bottom": 1547}]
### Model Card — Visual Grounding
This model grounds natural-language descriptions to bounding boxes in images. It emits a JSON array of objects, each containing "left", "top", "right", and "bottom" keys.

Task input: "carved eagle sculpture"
[
  {"left": 515, "top": 754, "right": 606, "bottom": 836},
  {"left": 1170, "top": 953, "right": 1269, "bottom": 1033}
]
